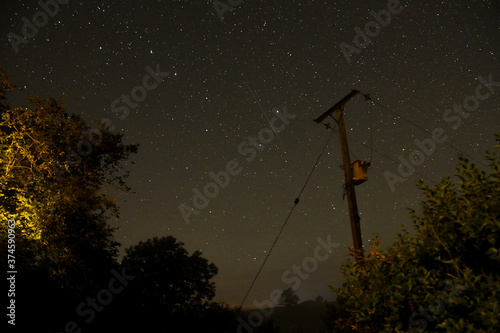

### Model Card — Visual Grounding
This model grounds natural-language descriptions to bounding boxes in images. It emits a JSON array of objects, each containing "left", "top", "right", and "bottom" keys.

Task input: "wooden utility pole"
[{"left": 314, "top": 89, "right": 364, "bottom": 261}]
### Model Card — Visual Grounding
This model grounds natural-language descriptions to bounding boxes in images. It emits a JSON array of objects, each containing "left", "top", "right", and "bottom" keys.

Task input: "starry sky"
[{"left": 1, "top": 0, "right": 499, "bottom": 308}]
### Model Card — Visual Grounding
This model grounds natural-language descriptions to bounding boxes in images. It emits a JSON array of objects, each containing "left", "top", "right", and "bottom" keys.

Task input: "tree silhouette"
[
  {"left": 315, "top": 295, "right": 325, "bottom": 303},
  {"left": 116, "top": 236, "right": 237, "bottom": 332},
  {"left": 279, "top": 287, "right": 300, "bottom": 306},
  {"left": 122, "top": 236, "right": 217, "bottom": 312}
]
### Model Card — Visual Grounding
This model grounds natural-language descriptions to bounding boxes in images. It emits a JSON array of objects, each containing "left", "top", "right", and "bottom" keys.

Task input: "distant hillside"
[{"left": 242, "top": 300, "right": 331, "bottom": 333}]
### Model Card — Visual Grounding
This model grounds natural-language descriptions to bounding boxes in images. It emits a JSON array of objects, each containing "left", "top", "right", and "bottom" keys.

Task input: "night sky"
[{"left": 1, "top": 0, "right": 499, "bottom": 308}]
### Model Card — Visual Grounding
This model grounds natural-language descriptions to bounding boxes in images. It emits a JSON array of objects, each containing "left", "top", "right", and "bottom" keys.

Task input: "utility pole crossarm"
[{"left": 313, "top": 89, "right": 360, "bottom": 124}]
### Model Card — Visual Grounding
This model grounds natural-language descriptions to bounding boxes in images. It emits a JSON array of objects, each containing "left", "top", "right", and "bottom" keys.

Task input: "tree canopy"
[
  {"left": 0, "top": 67, "right": 138, "bottom": 331},
  {"left": 122, "top": 236, "right": 218, "bottom": 312},
  {"left": 280, "top": 287, "right": 300, "bottom": 307},
  {"left": 0, "top": 75, "right": 138, "bottom": 295},
  {"left": 330, "top": 136, "right": 500, "bottom": 332},
  {"left": 114, "top": 235, "right": 237, "bottom": 332}
]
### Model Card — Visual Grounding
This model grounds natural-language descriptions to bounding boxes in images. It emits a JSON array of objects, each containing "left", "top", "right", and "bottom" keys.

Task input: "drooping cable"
[{"left": 238, "top": 130, "right": 334, "bottom": 310}]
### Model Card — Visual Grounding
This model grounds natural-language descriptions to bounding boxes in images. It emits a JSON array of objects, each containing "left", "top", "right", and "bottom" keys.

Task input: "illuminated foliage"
[
  {"left": 330, "top": 137, "right": 500, "bottom": 332},
  {"left": 0, "top": 67, "right": 138, "bottom": 295}
]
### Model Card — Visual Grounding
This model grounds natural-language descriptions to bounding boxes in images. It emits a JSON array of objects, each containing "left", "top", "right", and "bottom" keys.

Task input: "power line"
[
  {"left": 239, "top": 90, "right": 465, "bottom": 309},
  {"left": 368, "top": 101, "right": 374, "bottom": 162},
  {"left": 345, "top": 131, "right": 440, "bottom": 184},
  {"left": 322, "top": 94, "right": 439, "bottom": 185},
  {"left": 364, "top": 94, "right": 488, "bottom": 168},
  {"left": 238, "top": 130, "right": 334, "bottom": 310},
  {"left": 324, "top": 116, "right": 359, "bottom": 166}
]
